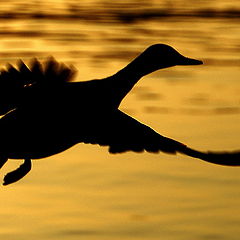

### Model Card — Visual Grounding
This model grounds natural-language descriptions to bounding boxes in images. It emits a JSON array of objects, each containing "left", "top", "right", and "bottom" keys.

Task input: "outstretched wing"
[
  {"left": 0, "top": 57, "right": 76, "bottom": 115},
  {"left": 84, "top": 110, "right": 240, "bottom": 166}
]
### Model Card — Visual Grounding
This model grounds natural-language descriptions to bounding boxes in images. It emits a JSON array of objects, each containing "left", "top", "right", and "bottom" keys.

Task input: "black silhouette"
[{"left": 0, "top": 44, "right": 239, "bottom": 186}]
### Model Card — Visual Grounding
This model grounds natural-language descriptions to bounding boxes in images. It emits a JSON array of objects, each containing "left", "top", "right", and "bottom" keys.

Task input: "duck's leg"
[{"left": 3, "top": 158, "right": 32, "bottom": 186}]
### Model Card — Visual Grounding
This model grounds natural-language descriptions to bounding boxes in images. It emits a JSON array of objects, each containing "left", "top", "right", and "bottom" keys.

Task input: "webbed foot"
[{"left": 3, "top": 159, "right": 32, "bottom": 186}]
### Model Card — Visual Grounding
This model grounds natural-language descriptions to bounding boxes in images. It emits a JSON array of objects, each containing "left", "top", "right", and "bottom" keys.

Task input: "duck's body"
[
  {"left": 0, "top": 44, "right": 239, "bottom": 185},
  {"left": 0, "top": 79, "right": 182, "bottom": 160},
  {"left": 0, "top": 81, "right": 99, "bottom": 159}
]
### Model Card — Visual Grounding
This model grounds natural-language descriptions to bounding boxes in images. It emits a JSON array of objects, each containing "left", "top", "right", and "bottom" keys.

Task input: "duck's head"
[{"left": 127, "top": 44, "right": 203, "bottom": 77}]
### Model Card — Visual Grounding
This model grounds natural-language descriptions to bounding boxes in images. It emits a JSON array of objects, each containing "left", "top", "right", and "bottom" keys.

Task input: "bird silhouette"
[{"left": 0, "top": 44, "right": 239, "bottom": 186}]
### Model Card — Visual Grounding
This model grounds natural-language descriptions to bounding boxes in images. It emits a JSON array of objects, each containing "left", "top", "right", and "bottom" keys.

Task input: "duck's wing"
[
  {"left": 84, "top": 110, "right": 240, "bottom": 166},
  {"left": 0, "top": 57, "right": 76, "bottom": 115}
]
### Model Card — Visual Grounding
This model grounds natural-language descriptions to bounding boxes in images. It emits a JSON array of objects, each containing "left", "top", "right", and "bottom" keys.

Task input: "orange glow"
[{"left": 0, "top": 1, "right": 240, "bottom": 239}]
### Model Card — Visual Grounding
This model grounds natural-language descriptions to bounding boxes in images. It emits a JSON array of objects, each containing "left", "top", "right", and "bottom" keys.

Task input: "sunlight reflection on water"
[{"left": 0, "top": 1, "right": 240, "bottom": 240}]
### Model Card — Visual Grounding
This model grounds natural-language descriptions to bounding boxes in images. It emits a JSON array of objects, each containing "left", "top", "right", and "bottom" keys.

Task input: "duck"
[{"left": 0, "top": 44, "right": 239, "bottom": 186}]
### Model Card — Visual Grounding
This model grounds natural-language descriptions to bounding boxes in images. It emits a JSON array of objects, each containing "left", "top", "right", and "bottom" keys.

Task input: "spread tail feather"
[{"left": 0, "top": 57, "right": 77, "bottom": 115}]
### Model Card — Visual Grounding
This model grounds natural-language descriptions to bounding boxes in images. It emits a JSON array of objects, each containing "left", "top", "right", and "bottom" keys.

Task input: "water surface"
[{"left": 0, "top": 1, "right": 240, "bottom": 240}]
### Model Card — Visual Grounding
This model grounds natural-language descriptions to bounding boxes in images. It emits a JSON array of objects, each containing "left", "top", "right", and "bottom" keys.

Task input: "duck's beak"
[{"left": 179, "top": 56, "right": 203, "bottom": 65}]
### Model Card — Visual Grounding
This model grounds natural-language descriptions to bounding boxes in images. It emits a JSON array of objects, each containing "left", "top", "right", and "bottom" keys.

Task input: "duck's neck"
[{"left": 107, "top": 61, "right": 145, "bottom": 108}]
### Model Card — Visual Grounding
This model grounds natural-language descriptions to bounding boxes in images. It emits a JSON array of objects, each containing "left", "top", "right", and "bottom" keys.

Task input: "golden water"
[{"left": 0, "top": 1, "right": 240, "bottom": 239}]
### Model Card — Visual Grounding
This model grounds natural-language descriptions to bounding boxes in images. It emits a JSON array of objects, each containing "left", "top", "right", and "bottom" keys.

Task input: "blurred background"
[{"left": 0, "top": 1, "right": 240, "bottom": 240}]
